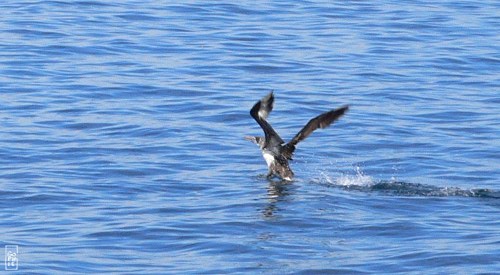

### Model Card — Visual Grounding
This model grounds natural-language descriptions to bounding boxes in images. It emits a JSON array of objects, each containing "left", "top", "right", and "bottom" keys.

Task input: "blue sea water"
[{"left": 1, "top": 0, "right": 499, "bottom": 274}]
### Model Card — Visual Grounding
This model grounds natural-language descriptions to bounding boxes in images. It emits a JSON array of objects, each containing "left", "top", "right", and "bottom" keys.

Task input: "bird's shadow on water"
[
  {"left": 311, "top": 175, "right": 500, "bottom": 203},
  {"left": 300, "top": 167, "right": 500, "bottom": 200},
  {"left": 254, "top": 173, "right": 500, "bottom": 219},
  {"left": 369, "top": 181, "right": 500, "bottom": 198}
]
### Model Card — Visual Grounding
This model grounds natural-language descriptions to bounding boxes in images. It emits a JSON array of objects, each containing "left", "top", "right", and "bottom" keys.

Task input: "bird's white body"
[{"left": 262, "top": 151, "right": 275, "bottom": 167}]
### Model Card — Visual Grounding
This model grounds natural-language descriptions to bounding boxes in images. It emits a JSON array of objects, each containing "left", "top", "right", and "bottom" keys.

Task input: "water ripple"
[{"left": 0, "top": 0, "right": 499, "bottom": 273}]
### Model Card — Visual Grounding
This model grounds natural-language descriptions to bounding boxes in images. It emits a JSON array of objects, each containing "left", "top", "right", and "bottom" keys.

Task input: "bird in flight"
[{"left": 246, "top": 92, "right": 348, "bottom": 181}]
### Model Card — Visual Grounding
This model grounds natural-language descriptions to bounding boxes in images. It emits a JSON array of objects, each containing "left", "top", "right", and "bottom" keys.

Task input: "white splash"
[{"left": 320, "top": 166, "right": 374, "bottom": 187}]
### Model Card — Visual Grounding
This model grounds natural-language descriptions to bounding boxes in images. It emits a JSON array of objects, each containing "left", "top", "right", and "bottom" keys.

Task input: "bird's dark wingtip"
[
  {"left": 334, "top": 105, "right": 349, "bottom": 118},
  {"left": 264, "top": 91, "right": 274, "bottom": 103}
]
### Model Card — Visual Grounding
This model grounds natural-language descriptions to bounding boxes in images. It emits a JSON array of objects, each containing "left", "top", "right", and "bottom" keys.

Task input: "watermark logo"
[{"left": 5, "top": 245, "right": 18, "bottom": 271}]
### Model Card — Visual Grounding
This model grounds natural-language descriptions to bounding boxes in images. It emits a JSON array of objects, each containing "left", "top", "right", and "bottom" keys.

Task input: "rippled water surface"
[{"left": 1, "top": 1, "right": 499, "bottom": 274}]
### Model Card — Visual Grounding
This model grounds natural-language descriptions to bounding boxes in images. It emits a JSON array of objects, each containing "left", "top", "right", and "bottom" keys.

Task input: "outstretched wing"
[
  {"left": 282, "top": 105, "right": 349, "bottom": 159},
  {"left": 250, "top": 91, "right": 285, "bottom": 149}
]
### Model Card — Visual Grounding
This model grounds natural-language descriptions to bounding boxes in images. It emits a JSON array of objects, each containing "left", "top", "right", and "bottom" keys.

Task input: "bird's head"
[{"left": 244, "top": 136, "right": 265, "bottom": 148}]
